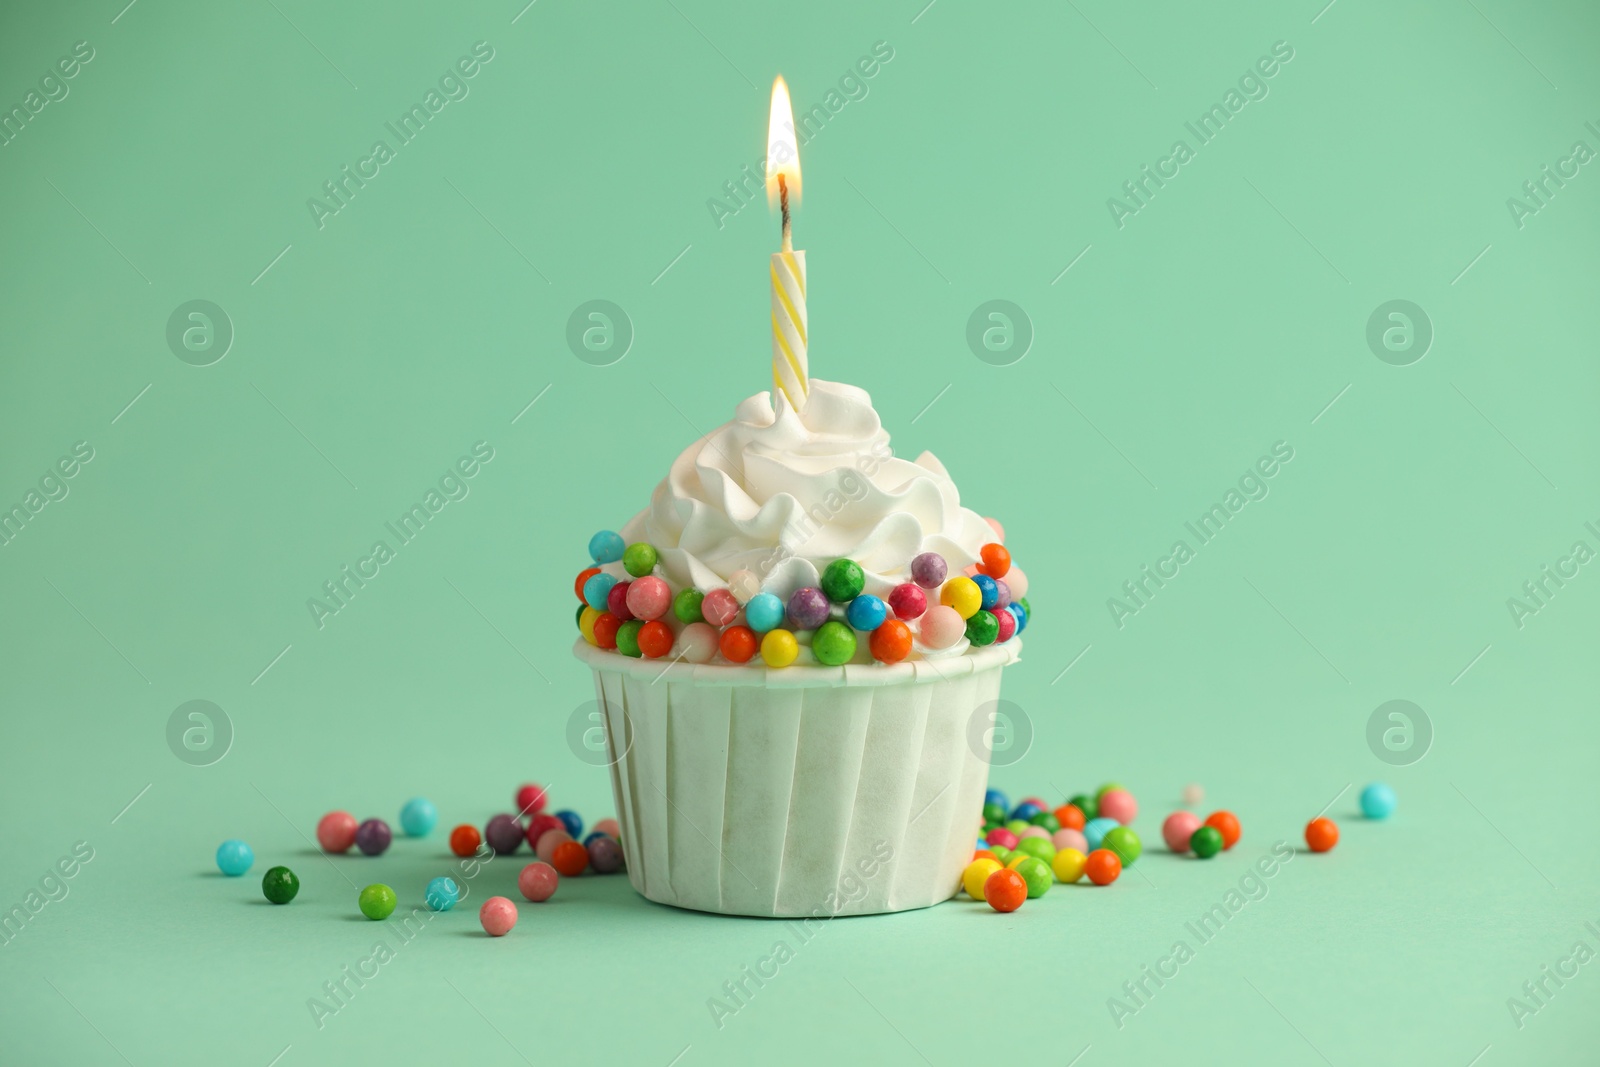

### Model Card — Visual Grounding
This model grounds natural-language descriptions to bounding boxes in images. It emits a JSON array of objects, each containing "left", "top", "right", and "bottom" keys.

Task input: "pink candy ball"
[
  {"left": 479, "top": 896, "right": 518, "bottom": 936},
  {"left": 514, "top": 784, "right": 547, "bottom": 816},
  {"left": 607, "top": 581, "right": 634, "bottom": 621},
  {"left": 888, "top": 582, "right": 927, "bottom": 621},
  {"left": 1099, "top": 789, "right": 1138, "bottom": 825},
  {"left": 1052, "top": 828, "right": 1087, "bottom": 853},
  {"left": 593, "top": 818, "right": 621, "bottom": 839},
  {"left": 1163, "top": 811, "right": 1202, "bottom": 852},
  {"left": 985, "top": 517, "right": 1005, "bottom": 541},
  {"left": 993, "top": 607, "right": 1017, "bottom": 643},
  {"left": 625, "top": 576, "right": 671, "bottom": 621},
  {"left": 517, "top": 862, "right": 559, "bottom": 903},
  {"left": 676, "top": 622, "right": 718, "bottom": 664},
  {"left": 1004, "top": 565, "right": 1028, "bottom": 600},
  {"left": 535, "top": 828, "right": 572, "bottom": 863},
  {"left": 317, "top": 811, "right": 358, "bottom": 853},
  {"left": 919, "top": 605, "right": 966, "bottom": 649},
  {"left": 1019, "top": 826, "right": 1051, "bottom": 841},
  {"left": 985, "top": 827, "right": 1018, "bottom": 850},
  {"left": 701, "top": 588, "right": 739, "bottom": 627}
]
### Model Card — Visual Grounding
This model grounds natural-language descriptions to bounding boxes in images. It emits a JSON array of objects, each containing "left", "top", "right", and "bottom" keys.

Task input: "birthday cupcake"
[{"left": 570, "top": 378, "right": 1030, "bottom": 917}]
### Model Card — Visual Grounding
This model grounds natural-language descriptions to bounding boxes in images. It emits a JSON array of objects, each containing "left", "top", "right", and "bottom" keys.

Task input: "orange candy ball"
[
  {"left": 592, "top": 612, "right": 621, "bottom": 650},
  {"left": 1305, "top": 817, "right": 1339, "bottom": 852},
  {"left": 637, "top": 620, "right": 674, "bottom": 659},
  {"left": 449, "top": 824, "right": 482, "bottom": 858},
  {"left": 869, "top": 619, "right": 913, "bottom": 664},
  {"left": 575, "top": 567, "right": 601, "bottom": 602},
  {"left": 1055, "top": 803, "right": 1086, "bottom": 831},
  {"left": 1204, "top": 810, "right": 1241, "bottom": 850},
  {"left": 978, "top": 543, "right": 1011, "bottom": 579},
  {"left": 551, "top": 839, "right": 590, "bottom": 876},
  {"left": 1085, "top": 848, "right": 1122, "bottom": 885},
  {"left": 983, "top": 867, "right": 1027, "bottom": 912},
  {"left": 719, "top": 625, "right": 758, "bottom": 664},
  {"left": 972, "top": 849, "right": 1000, "bottom": 865}
]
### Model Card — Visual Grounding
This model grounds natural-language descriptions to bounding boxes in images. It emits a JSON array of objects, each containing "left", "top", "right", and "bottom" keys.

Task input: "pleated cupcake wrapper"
[{"left": 573, "top": 639, "right": 1020, "bottom": 917}]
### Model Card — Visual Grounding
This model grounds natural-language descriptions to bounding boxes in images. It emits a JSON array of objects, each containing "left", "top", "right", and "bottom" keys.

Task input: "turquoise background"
[{"left": 2, "top": 0, "right": 1597, "bottom": 1063}]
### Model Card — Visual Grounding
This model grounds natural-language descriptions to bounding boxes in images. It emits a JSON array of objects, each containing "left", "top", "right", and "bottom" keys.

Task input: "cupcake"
[{"left": 571, "top": 379, "right": 1029, "bottom": 917}]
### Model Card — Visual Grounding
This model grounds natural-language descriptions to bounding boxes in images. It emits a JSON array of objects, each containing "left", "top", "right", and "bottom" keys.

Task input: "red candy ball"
[
  {"left": 637, "top": 620, "right": 674, "bottom": 659},
  {"left": 551, "top": 839, "right": 590, "bottom": 877},
  {"left": 449, "top": 824, "right": 482, "bottom": 858},
  {"left": 524, "top": 813, "right": 563, "bottom": 849},
  {"left": 719, "top": 625, "right": 758, "bottom": 664},
  {"left": 607, "top": 581, "right": 634, "bottom": 621},
  {"left": 991, "top": 606, "right": 1016, "bottom": 643},
  {"left": 593, "top": 612, "right": 621, "bottom": 649},
  {"left": 514, "top": 784, "right": 547, "bottom": 816},
  {"left": 887, "top": 582, "right": 927, "bottom": 621},
  {"left": 869, "top": 619, "right": 913, "bottom": 664},
  {"left": 574, "top": 567, "right": 601, "bottom": 602},
  {"left": 1055, "top": 803, "right": 1086, "bottom": 831},
  {"left": 978, "top": 543, "right": 1011, "bottom": 578}
]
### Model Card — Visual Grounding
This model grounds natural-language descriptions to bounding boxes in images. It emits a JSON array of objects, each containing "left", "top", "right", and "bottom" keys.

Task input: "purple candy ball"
[
  {"left": 910, "top": 552, "right": 947, "bottom": 590},
  {"left": 786, "top": 586, "right": 831, "bottom": 631},
  {"left": 587, "top": 836, "right": 624, "bottom": 874},
  {"left": 993, "top": 578, "right": 1012, "bottom": 609},
  {"left": 485, "top": 814, "right": 524, "bottom": 856},
  {"left": 355, "top": 818, "right": 392, "bottom": 856}
]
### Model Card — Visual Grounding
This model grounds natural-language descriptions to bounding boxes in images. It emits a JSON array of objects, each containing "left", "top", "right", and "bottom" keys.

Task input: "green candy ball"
[
  {"left": 623, "top": 543, "right": 658, "bottom": 578},
  {"left": 1068, "top": 794, "right": 1099, "bottom": 821},
  {"left": 358, "top": 883, "right": 397, "bottom": 920},
  {"left": 615, "top": 620, "right": 644, "bottom": 658},
  {"left": 965, "top": 610, "right": 999, "bottom": 646},
  {"left": 1190, "top": 825, "right": 1224, "bottom": 859},
  {"left": 261, "top": 866, "right": 299, "bottom": 905},
  {"left": 812, "top": 621, "right": 857, "bottom": 665},
  {"left": 820, "top": 559, "right": 865, "bottom": 603},
  {"left": 1018, "top": 596, "right": 1030, "bottom": 622},
  {"left": 1005, "top": 819, "right": 1031, "bottom": 836},
  {"left": 1016, "top": 836, "right": 1057, "bottom": 863},
  {"left": 1103, "top": 826, "right": 1142, "bottom": 866},
  {"left": 1030, "top": 812, "right": 1061, "bottom": 832},
  {"left": 990, "top": 846, "right": 1013, "bottom": 865},
  {"left": 1015, "top": 856, "right": 1053, "bottom": 899},
  {"left": 672, "top": 588, "right": 705, "bottom": 624},
  {"left": 982, "top": 802, "right": 1008, "bottom": 826}
]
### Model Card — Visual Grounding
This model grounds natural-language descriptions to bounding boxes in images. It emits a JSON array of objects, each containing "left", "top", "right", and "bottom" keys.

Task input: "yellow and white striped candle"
[{"left": 770, "top": 249, "right": 807, "bottom": 414}]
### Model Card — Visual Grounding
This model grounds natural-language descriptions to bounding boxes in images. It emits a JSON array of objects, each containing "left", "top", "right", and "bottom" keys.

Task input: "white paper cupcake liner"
[{"left": 573, "top": 638, "right": 1021, "bottom": 917}]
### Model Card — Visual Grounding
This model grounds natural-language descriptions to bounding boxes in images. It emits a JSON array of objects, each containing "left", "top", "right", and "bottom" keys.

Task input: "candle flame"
[{"left": 766, "top": 75, "right": 801, "bottom": 209}]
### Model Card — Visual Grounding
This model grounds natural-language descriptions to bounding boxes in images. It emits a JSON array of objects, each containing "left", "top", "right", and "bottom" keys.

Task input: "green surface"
[{"left": 2, "top": 0, "right": 1598, "bottom": 1064}]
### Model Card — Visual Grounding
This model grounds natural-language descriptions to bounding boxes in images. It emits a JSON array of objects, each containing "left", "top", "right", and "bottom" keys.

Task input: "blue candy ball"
[
  {"left": 425, "top": 876, "right": 460, "bottom": 911},
  {"left": 1008, "top": 602, "right": 1027, "bottom": 633},
  {"left": 216, "top": 840, "right": 254, "bottom": 877},
  {"left": 589, "top": 530, "right": 625, "bottom": 564},
  {"left": 1360, "top": 782, "right": 1397, "bottom": 820},
  {"left": 1084, "top": 817, "right": 1120, "bottom": 851},
  {"left": 972, "top": 574, "right": 999, "bottom": 610},
  {"left": 845, "top": 594, "right": 888, "bottom": 631},
  {"left": 744, "top": 592, "right": 785, "bottom": 633},
  {"left": 583, "top": 831, "right": 609, "bottom": 846},
  {"left": 1010, "top": 801, "right": 1042, "bottom": 822},
  {"left": 985, "top": 788, "right": 1010, "bottom": 812},
  {"left": 400, "top": 797, "right": 438, "bottom": 837},
  {"left": 554, "top": 809, "right": 584, "bottom": 839},
  {"left": 583, "top": 572, "right": 618, "bottom": 611}
]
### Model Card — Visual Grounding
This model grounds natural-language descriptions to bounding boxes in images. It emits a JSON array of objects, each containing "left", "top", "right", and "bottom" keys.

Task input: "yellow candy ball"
[
  {"left": 1006, "top": 854, "right": 1029, "bottom": 871},
  {"left": 1052, "top": 847, "right": 1088, "bottom": 884},
  {"left": 962, "top": 858, "right": 1002, "bottom": 899},
  {"left": 760, "top": 628, "right": 799, "bottom": 668},
  {"left": 579, "top": 606, "right": 602, "bottom": 646},
  {"left": 940, "top": 577, "right": 983, "bottom": 619}
]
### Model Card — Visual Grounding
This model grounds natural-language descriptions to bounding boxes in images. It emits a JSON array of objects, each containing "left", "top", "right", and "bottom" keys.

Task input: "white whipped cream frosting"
[{"left": 616, "top": 380, "right": 992, "bottom": 602}]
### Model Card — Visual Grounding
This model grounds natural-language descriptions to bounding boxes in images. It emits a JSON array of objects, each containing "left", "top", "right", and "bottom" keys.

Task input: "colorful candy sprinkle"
[
  {"left": 449, "top": 824, "right": 481, "bottom": 857},
  {"left": 820, "top": 558, "right": 865, "bottom": 602},
  {"left": 261, "top": 866, "right": 299, "bottom": 904},
  {"left": 479, "top": 896, "right": 518, "bottom": 936},
  {"left": 216, "top": 840, "right": 254, "bottom": 877},
  {"left": 1305, "top": 817, "right": 1339, "bottom": 852},
  {"left": 1361, "top": 782, "right": 1397, "bottom": 819},
  {"left": 356, "top": 818, "right": 392, "bottom": 857},
  {"left": 358, "top": 884, "right": 396, "bottom": 920},
  {"left": 518, "top": 862, "right": 559, "bottom": 902},
  {"left": 589, "top": 530, "right": 625, "bottom": 564},
  {"left": 760, "top": 628, "right": 799, "bottom": 667},
  {"left": 911, "top": 552, "right": 947, "bottom": 590},
  {"left": 317, "top": 812, "right": 358, "bottom": 854},
  {"left": 425, "top": 876, "right": 460, "bottom": 911},
  {"left": 812, "top": 621, "right": 857, "bottom": 666},
  {"left": 622, "top": 543, "right": 657, "bottom": 577}
]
